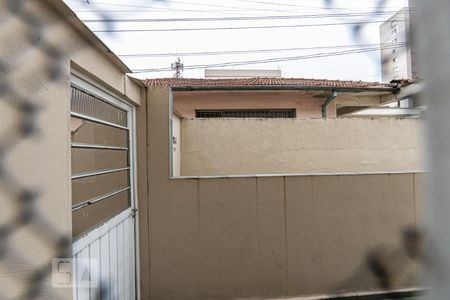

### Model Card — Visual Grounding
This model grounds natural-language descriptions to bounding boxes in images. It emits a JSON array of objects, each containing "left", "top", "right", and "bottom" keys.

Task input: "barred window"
[
  {"left": 70, "top": 87, "right": 131, "bottom": 238},
  {"left": 195, "top": 109, "right": 296, "bottom": 118}
]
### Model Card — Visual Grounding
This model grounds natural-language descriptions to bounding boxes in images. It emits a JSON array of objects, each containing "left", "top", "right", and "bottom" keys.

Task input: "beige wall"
[
  {"left": 136, "top": 88, "right": 150, "bottom": 299},
  {"left": 173, "top": 90, "right": 337, "bottom": 119},
  {"left": 180, "top": 118, "right": 424, "bottom": 176},
  {"left": 145, "top": 86, "right": 424, "bottom": 300},
  {"left": 0, "top": 1, "right": 143, "bottom": 299}
]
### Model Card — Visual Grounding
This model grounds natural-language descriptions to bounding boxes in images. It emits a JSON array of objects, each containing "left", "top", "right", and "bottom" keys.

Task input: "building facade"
[
  {"left": 380, "top": 8, "right": 413, "bottom": 82},
  {"left": 145, "top": 78, "right": 423, "bottom": 177},
  {"left": 145, "top": 77, "right": 404, "bottom": 120},
  {"left": 378, "top": 4, "right": 422, "bottom": 113}
]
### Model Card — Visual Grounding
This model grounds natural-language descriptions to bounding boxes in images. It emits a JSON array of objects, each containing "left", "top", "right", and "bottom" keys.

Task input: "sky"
[{"left": 64, "top": 0, "right": 409, "bottom": 82}]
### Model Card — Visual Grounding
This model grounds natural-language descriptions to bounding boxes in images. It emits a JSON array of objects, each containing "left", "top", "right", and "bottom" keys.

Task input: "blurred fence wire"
[
  {"left": 324, "top": 0, "right": 406, "bottom": 80},
  {"left": 0, "top": 0, "right": 122, "bottom": 299},
  {"left": 0, "top": 1, "right": 67, "bottom": 299},
  {"left": 415, "top": 0, "right": 450, "bottom": 299},
  {"left": 323, "top": 0, "right": 426, "bottom": 298},
  {"left": 0, "top": 0, "right": 431, "bottom": 299}
]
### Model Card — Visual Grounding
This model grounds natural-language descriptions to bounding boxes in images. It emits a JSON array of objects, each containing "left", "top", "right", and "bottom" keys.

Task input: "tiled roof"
[{"left": 143, "top": 77, "right": 398, "bottom": 90}]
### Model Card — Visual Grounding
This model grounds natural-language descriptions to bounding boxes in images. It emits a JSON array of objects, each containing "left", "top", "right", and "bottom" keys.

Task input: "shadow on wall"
[{"left": 333, "top": 226, "right": 425, "bottom": 296}]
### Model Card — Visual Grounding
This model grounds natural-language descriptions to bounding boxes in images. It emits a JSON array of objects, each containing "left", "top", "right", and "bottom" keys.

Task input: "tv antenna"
[{"left": 171, "top": 57, "right": 184, "bottom": 78}]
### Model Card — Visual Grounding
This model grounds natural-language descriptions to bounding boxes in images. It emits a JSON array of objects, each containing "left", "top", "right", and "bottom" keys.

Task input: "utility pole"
[{"left": 171, "top": 57, "right": 184, "bottom": 78}]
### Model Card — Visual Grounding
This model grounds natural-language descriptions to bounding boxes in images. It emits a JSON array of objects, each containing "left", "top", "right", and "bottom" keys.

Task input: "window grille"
[
  {"left": 70, "top": 87, "right": 131, "bottom": 238},
  {"left": 195, "top": 109, "right": 296, "bottom": 118},
  {"left": 71, "top": 87, "right": 128, "bottom": 127}
]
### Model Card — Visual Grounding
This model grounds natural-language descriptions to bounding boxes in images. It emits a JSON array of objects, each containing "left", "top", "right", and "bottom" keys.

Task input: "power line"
[
  {"left": 233, "top": 0, "right": 409, "bottom": 12},
  {"left": 118, "top": 42, "right": 407, "bottom": 58},
  {"left": 66, "top": 0, "right": 176, "bottom": 9},
  {"left": 66, "top": 0, "right": 259, "bottom": 16},
  {"left": 67, "top": 0, "right": 294, "bottom": 16},
  {"left": 81, "top": 11, "right": 405, "bottom": 23},
  {"left": 131, "top": 45, "right": 405, "bottom": 73},
  {"left": 69, "top": 0, "right": 411, "bottom": 19},
  {"left": 73, "top": 7, "right": 410, "bottom": 14},
  {"left": 232, "top": 0, "right": 368, "bottom": 12},
  {"left": 92, "top": 20, "right": 407, "bottom": 33},
  {"left": 69, "top": 0, "right": 408, "bottom": 17},
  {"left": 73, "top": 8, "right": 264, "bottom": 13},
  {"left": 155, "top": 0, "right": 309, "bottom": 15}
]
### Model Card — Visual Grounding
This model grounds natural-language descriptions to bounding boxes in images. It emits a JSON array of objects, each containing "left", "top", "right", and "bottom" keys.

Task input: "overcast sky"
[{"left": 64, "top": 0, "right": 409, "bottom": 82}]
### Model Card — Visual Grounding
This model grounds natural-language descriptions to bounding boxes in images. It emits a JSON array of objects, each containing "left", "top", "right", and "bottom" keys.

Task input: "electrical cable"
[
  {"left": 91, "top": 20, "right": 407, "bottom": 33},
  {"left": 81, "top": 11, "right": 407, "bottom": 23},
  {"left": 66, "top": 0, "right": 260, "bottom": 16},
  {"left": 117, "top": 42, "right": 407, "bottom": 57},
  {"left": 130, "top": 44, "right": 405, "bottom": 73}
]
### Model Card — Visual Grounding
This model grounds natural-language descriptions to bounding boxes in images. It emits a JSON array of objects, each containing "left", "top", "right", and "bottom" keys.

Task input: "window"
[
  {"left": 393, "top": 57, "right": 398, "bottom": 63},
  {"left": 70, "top": 86, "right": 132, "bottom": 238},
  {"left": 392, "top": 38, "right": 398, "bottom": 44},
  {"left": 391, "top": 28, "right": 398, "bottom": 35},
  {"left": 393, "top": 66, "right": 400, "bottom": 78},
  {"left": 391, "top": 20, "right": 398, "bottom": 29},
  {"left": 195, "top": 109, "right": 296, "bottom": 118},
  {"left": 392, "top": 48, "right": 397, "bottom": 54}
]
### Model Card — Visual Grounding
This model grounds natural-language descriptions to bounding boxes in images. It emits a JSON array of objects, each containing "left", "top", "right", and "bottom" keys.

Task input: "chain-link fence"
[
  {"left": 0, "top": 0, "right": 430, "bottom": 299},
  {"left": 0, "top": 0, "right": 121, "bottom": 298}
]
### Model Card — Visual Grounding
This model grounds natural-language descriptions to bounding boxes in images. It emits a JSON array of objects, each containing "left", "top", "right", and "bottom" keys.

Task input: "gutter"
[
  {"left": 170, "top": 85, "right": 399, "bottom": 93},
  {"left": 322, "top": 91, "right": 338, "bottom": 118}
]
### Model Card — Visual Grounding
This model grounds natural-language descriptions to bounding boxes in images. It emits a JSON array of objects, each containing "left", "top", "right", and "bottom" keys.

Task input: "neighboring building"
[
  {"left": 145, "top": 77, "right": 405, "bottom": 120},
  {"left": 377, "top": 5, "right": 423, "bottom": 114},
  {"left": 144, "top": 78, "right": 423, "bottom": 177},
  {"left": 205, "top": 68, "right": 282, "bottom": 79},
  {"left": 380, "top": 7, "right": 415, "bottom": 82}
]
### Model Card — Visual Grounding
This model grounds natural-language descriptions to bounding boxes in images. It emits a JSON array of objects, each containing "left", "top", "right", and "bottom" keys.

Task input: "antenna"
[{"left": 171, "top": 57, "right": 184, "bottom": 78}]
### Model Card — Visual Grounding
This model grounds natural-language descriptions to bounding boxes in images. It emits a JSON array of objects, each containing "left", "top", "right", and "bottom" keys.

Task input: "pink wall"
[{"left": 173, "top": 90, "right": 337, "bottom": 119}]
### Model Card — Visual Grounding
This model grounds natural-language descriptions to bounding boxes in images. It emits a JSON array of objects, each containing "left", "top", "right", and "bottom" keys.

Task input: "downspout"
[{"left": 322, "top": 90, "right": 338, "bottom": 118}]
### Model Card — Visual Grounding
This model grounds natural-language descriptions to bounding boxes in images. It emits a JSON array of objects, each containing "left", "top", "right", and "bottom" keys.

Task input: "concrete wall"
[
  {"left": 136, "top": 88, "right": 150, "bottom": 300},
  {"left": 0, "top": 1, "right": 144, "bottom": 299},
  {"left": 180, "top": 118, "right": 424, "bottom": 176},
  {"left": 145, "top": 86, "right": 424, "bottom": 300},
  {"left": 173, "top": 90, "right": 337, "bottom": 119}
]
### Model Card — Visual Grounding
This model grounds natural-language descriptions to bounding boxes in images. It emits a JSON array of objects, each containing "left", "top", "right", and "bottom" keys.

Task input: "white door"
[
  {"left": 70, "top": 74, "right": 138, "bottom": 300},
  {"left": 72, "top": 210, "right": 136, "bottom": 300}
]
